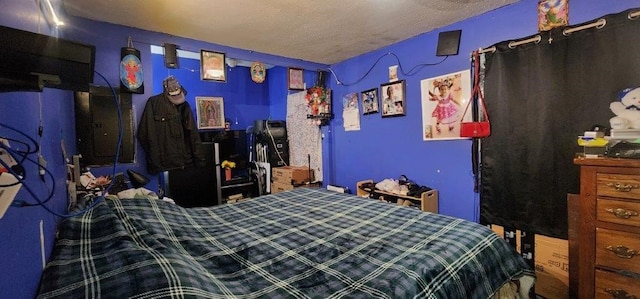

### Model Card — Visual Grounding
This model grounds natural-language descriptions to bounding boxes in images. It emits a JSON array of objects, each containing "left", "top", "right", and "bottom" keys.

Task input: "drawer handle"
[
  {"left": 606, "top": 208, "right": 639, "bottom": 219},
  {"left": 606, "top": 182, "right": 639, "bottom": 192},
  {"left": 606, "top": 245, "right": 639, "bottom": 259},
  {"left": 604, "top": 288, "right": 637, "bottom": 299}
]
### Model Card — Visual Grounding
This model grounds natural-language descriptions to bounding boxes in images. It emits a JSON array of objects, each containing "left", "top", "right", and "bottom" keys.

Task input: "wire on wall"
[
  {"left": 327, "top": 52, "right": 449, "bottom": 87},
  {"left": 0, "top": 70, "right": 123, "bottom": 218}
]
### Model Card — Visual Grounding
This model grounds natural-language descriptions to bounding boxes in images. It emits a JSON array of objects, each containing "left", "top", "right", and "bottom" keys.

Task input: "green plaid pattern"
[{"left": 38, "top": 188, "right": 533, "bottom": 298}]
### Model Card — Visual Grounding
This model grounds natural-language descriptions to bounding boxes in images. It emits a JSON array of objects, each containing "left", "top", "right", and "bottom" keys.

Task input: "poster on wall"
[
  {"left": 538, "top": 0, "right": 569, "bottom": 32},
  {"left": 195, "top": 96, "right": 225, "bottom": 129},
  {"left": 342, "top": 93, "right": 360, "bottom": 131},
  {"left": 120, "top": 47, "right": 144, "bottom": 94},
  {"left": 286, "top": 91, "right": 323, "bottom": 181},
  {"left": 420, "top": 70, "right": 471, "bottom": 140}
]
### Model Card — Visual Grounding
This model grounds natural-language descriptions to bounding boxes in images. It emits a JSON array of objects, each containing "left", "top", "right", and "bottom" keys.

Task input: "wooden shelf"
[{"left": 356, "top": 180, "right": 438, "bottom": 213}]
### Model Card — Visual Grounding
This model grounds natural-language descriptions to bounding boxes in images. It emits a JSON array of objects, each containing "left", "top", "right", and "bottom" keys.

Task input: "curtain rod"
[
  {"left": 478, "top": 9, "right": 640, "bottom": 54},
  {"left": 508, "top": 35, "right": 541, "bottom": 48},
  {"left": 563, "top": 18, "right": 606, "bottom": 36},
  {"left": 478, "top": 46, "right": 495, "bottom": 54},
  {"left": 477, "top": 35, "right": 541, "bottom": 53}
]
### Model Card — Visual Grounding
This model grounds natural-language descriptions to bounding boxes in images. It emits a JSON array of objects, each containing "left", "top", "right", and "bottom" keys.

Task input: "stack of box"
[
  {"left": 271, "top": 166, "right": 315, "bottom": 194},
  {"left": 577, "top": 130, "right": 608, "bottom": 157},
  {"left": 490, "top": 224, "right": 569, "bottom": 298}
]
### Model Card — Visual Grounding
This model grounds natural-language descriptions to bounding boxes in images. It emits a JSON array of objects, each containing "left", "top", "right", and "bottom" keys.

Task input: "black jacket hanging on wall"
[{"left": 137, "top": 93, "right": 205, "bottom": 174}]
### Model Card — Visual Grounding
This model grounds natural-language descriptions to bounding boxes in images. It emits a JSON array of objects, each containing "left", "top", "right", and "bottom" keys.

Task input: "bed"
[{"left": 37, "top": 188, "right": 534, "bottom": 298}]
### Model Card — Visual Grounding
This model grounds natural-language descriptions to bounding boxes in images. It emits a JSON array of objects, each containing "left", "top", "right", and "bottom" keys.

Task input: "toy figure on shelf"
[{"left": 610, "top": 87, "right": 640, "bottom": 129}]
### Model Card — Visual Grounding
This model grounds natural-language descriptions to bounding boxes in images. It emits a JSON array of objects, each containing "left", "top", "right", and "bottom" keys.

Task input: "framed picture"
[
  {"left": 288, "top": 67, "right": 304, "bottom": 90},
  {"left": 420, "top": 70, "right": 471, "bottom": 140},
  {"left": 200, "top": 50, "right": 226, "bottom": 82},
  {"left": 361, "top": 88, "right": 379, "bottom": 115},
  {"left": 537, "top": 0, "right": 568, "bottom": 32},
  {"left": 195, "top": 96, "right": 225, "bottom": 129},
  {"left": 380, "top": 80, "right": 406, "bottom": 117}
]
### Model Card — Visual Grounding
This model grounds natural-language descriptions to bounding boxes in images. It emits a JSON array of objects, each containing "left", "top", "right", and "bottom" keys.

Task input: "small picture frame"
[
  {"left": 380, "top": 80, "right": 406, "bottom": 117},
  {"left": 195, "top": 96, "right": 225, "bottom": 129},
  {"left": 537, "top": 0, "right": 568, "bottom": 32},
  {"left": 361, "top": 88, "right": 379, "bottom": 115},
  {"left": 288, "top": 67, "right": 304, "bottom": 90},
  {"left": 200, "top": 50, "right": 226, "bottom": 82}
]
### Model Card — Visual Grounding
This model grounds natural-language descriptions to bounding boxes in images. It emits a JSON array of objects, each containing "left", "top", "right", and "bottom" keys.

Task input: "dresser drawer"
[
  {"left": 596, "top": 228, "right": 640, "bottom": 273},
  {"left": 597, "top": 199, "right": 640, "bottom": 227},
  {"left": 597, "top": 173, "right": 640, "bottom": 200},
  {"left": 595, "top": 269, "right": 640, "bottom": 299}
]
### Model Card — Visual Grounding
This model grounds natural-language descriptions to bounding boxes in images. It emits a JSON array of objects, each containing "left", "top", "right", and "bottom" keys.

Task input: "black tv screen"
[
  {"left": 202, "top": 130, "right": 249, "bottom": 170},
  {"left": 0, "top": 25, "right": 95, "bottom": 92}
]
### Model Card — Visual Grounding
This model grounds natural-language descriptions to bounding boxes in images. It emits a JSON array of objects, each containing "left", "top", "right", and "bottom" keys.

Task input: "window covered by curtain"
[{"left": 480, "top": 8, "right": 640, "bottom": 238}]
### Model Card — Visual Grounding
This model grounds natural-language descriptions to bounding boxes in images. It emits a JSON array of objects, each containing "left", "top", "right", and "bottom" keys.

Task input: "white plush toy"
[{"left": 610, "top": 87, "right": 640, "bottom": 129}]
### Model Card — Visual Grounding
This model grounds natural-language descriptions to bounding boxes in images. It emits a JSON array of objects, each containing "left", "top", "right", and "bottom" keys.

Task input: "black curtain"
[{"left": 480, "top": 8, "right": 640, "bottom": 239}]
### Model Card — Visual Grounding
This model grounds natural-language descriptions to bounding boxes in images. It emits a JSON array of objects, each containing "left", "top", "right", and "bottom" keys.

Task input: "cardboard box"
[
  {"left": 490, "top": 224, "right": 569, "bottom": 299},
  {"left": 272, "top": 166, "right": 314, "bottom": 185},
  {"left": 271, "top": 181, "right": 294, "bottom": 194},
  {"left": 534, "top": 234, "right": 569, "bottom": 299}
]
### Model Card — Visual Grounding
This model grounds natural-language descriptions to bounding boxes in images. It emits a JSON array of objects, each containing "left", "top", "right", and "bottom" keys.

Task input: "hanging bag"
[{"left": 460, "top": 51, "right": 491, "bottom": 138}]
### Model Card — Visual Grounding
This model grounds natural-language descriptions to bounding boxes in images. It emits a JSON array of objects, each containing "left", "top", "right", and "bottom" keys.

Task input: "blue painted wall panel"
[{"left": 1, "top": 0, "right": 639, "bottom": 298}]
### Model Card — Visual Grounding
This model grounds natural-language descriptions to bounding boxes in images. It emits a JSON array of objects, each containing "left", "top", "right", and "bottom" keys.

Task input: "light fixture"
[
  {"left": 225, "top": 57, "right": 237, "bottom": 68},
  {"left": 38, "top": 0, "right": 65, "bottom": 28}
]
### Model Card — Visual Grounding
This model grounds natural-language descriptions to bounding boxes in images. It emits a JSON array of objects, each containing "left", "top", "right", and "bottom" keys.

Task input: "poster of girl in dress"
[{"left": 420, "top": 70, "right": 471, "bottom": 140}]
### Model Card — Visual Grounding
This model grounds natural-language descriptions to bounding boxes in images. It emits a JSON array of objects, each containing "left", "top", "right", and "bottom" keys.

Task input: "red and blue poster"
[{"left": 120, "top": 47, "right": 144, "bottom": 93}]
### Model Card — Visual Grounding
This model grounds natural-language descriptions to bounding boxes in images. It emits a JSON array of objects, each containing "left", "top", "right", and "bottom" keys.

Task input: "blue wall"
[
  {"left": 1, "top": 0, "right": 639, "bottom": 298},
  {"left": 323, "top": 0, "right": 640, "bottom": 220}
]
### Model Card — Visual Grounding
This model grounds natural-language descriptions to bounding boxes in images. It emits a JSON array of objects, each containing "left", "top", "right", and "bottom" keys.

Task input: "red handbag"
[{"left": 460, "top": 51, "right": 491, "bottom": 138}]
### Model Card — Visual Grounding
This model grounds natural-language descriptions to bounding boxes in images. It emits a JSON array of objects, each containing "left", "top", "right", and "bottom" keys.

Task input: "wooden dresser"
[{"left": 573, "top": 157, "right": 640, "bottom": 299}]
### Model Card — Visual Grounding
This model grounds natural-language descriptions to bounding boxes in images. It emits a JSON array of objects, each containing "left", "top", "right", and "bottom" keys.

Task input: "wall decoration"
[
  {"left": 119, "top": 39, "right": 144, "bottom": 93},
  {"left": 361, "top": 88, "right": 379, "bottom": 115},
  {"left": 305, "top": 86, "right": 332, "bottom": 125},
  {"left": 288, "top": 67, "right": 304, "bottom": 90},
  {"left": 195, "top": 96, "right": 225, "bottom": 129},
  {"left": 538, "top": 0, "right": 568, "bottom": 32},
  {"left": 251, "top": 61, "right": 266, "bottom": 83},
  {"left": 389, "top": 65, "right": 399, "bottom": 82},
  {"left": 200, "top": 50, "right": 226, "bottom": 82},
  {"left": 342, "top": 93, "right": 360, "bottom": 131},
  {"left": 380, "top": 80, "right": 406, "bottom": 117},
  {"left": 420, "top": 70, "right": 471, "bottom": 140},
  {"left": 286, "top": 91, "right": 323, "bottom": 182}
]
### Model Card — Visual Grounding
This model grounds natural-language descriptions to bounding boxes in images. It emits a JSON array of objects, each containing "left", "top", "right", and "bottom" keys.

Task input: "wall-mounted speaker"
[
  {"left": 163, "top": 43, "right": 178, "bottom": 68},
  {"left": 436, "top": 30, "right": 462, "bottom": 56}
]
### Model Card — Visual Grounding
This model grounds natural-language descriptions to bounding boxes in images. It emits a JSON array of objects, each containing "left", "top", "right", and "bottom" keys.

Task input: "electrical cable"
[
  {"left": 37, "top": 92, "right": 46, "bottom": 181},
  {"left": 0, "top": 147, "right": 56, "bottom": 207},
  {"left": 1, "top": 70, "right": 123, "bottom": 218},
  {"left": 0, "top": 137, "right": 35, "bottom": 163},
  {"left": 265, "top": 121, "right": 288, "bottom": 167},
  {"left": 327, "top": 52, "right": 449, "bottom": 87}
]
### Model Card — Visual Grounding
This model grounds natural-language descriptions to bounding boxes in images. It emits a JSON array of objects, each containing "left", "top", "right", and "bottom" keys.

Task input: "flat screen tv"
[{"left": 0, "top": 25, "right": 95, "bottom": 92}]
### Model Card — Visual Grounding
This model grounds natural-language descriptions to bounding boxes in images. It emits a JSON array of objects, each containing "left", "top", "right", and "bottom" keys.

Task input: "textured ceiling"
[{"left": 62, "top": 0, "right": 518, "bottom": 65}]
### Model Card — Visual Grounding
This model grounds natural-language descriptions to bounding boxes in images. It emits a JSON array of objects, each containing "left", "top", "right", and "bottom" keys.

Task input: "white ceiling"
[{"left": 62, "top": 0, "right": 518, "bottom": 65}]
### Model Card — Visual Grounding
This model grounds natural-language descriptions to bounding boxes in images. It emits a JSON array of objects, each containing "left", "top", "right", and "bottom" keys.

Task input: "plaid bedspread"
[{"left": 38, "top": 188, "right": 534, "bottom": 299}]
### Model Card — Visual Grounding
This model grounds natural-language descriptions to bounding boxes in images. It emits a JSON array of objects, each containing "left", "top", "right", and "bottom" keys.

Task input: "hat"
[{"left": 163, "top": 76, "right": 187, "bottom": 105}]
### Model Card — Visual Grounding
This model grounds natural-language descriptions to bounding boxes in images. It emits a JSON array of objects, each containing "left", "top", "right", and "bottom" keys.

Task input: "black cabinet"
[
  {"left": 164, "top": 130, "right": 258, "bottom": 207},
  {"left": 74, "top": 86, "right": 135, "bottom": 166},
  {"left": 163, "top": 142, "right": 220, "bottom": 207}
]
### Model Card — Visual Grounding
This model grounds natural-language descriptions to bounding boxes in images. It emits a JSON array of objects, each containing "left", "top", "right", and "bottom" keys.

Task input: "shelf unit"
[{"left": 356, "top": 180, "right": 438, "bottom": 213}]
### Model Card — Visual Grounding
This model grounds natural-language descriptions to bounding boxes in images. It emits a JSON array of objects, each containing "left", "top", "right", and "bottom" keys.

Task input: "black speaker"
[
  {"left": 315, "top": 70, "right": 328, "bottom": 87},
  {"left": 163, "top": 43, "right": 178, "bottom": 68},
  {"left": 436, "top": 30, "right": 462, "bottom": 56}
]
